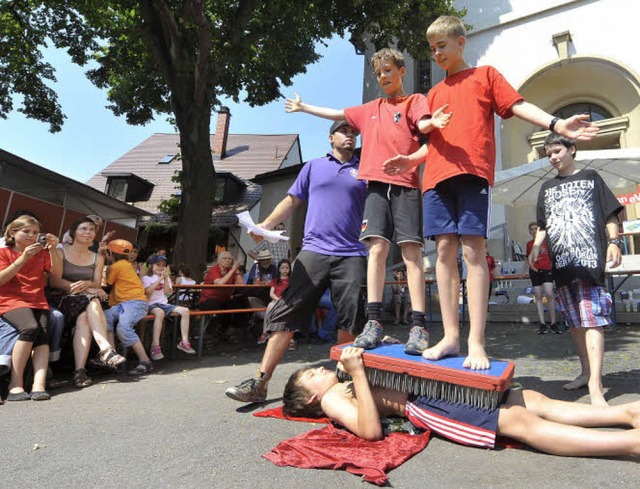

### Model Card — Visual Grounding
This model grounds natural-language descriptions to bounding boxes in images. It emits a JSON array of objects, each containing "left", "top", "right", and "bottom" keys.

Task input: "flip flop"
[
  {"left": 7, "top": 391, "right": 31, "bottom": 401},
  {"left": 30, "top": 391, "right": 51, "bottom": 401}
]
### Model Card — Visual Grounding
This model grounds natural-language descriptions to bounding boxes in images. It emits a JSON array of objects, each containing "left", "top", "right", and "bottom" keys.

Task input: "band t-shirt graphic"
[{"left": 536, "top": 169, "right": 622, "bottom": 287}]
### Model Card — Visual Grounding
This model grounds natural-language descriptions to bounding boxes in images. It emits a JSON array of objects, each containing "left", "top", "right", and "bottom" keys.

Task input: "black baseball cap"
[{"left": 329, "top": 120, "right": 358, "bottom": 135}]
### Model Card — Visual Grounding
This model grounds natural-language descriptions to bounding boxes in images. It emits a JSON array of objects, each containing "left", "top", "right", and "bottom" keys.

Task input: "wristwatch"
[{"left": 608, "top": 238, "right": 623, "bottom": 248}]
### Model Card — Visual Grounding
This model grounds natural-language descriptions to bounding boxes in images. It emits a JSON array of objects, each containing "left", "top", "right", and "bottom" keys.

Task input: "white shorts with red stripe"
[{"left": 405, "top": 395, "right": 501, "bottom": 448}]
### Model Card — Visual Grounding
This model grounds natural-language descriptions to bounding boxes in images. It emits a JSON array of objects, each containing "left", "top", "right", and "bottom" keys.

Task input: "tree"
[{"left": 0, "top": 0, "right": 464, "bottom": 273}]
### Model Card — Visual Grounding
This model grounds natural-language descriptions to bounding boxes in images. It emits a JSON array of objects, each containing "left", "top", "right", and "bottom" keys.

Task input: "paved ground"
[{"left": 2, "top": 319, "right": 639, "bottom": 488}]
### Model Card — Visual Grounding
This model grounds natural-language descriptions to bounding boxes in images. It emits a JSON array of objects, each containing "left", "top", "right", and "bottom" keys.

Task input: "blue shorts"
[
  {"left": 423, "top": 174, "right": 491, "bottom": 240},
  {"left": 149, "top": 302, "right": 179, "bottom": 315},
  {"left": 405, "top": 394, "right": 502, "bottom": 448}
]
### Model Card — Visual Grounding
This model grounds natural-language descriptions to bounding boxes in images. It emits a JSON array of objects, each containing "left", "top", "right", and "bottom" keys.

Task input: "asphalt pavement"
[{"left": 2, "top": 320, "right": 639, "bottom": 488}]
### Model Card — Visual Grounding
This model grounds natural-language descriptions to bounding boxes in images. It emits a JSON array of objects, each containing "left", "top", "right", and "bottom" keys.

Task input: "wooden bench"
[{"left": 164, "top": 283, "right": 270, "bottom": 357}]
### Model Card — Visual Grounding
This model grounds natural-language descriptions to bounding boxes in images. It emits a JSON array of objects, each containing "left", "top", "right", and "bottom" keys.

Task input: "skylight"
[{"left": 159, "top": 154, "right": 176, "bottom": 164}]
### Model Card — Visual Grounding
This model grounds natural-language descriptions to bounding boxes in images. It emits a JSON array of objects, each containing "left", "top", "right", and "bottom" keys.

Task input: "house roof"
[
  {"left": 86, "top": 132, "right": 300, "bottom": 219},
  {"left": 0, "top": 148, "right": 150, "bottom": 219}
]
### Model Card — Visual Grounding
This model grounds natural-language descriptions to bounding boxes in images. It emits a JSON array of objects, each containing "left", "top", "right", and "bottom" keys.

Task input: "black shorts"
[
  {"left": 529, "top": 269, "right": 553, "bottom": 287},
  {"left": 360, "top": 182, "right": 423, "bottom": 245},
  {"left": 266, "top": 250, "right": 366, "bottom": 336}
]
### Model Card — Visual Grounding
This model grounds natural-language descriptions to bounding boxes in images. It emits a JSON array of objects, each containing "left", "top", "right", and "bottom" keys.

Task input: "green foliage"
[
  {"left": 1, "top": 1, "right": 464, "bottom": 129},
  {"left": 157, "top": 169, "right": 183, "bottom": 222}
]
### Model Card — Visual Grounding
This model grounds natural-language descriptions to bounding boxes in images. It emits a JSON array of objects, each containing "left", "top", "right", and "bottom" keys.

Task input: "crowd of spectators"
[{"left": 0, "top": 210, "right": 342, "bottom": 405}]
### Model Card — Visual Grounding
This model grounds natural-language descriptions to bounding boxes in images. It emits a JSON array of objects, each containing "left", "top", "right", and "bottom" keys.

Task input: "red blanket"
[{"left": 257, "top": 407, "right": 431, "bottom": 485}]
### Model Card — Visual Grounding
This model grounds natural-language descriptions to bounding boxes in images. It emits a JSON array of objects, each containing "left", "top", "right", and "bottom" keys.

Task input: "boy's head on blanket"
[{"left": 283, "top": 366, "right": 339, "bottom": 418}]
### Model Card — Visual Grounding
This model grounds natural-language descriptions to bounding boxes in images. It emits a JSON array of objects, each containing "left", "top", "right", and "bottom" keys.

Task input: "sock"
[
  {"left": 366, "top": 302, "right": 383, "bottom": 322},
  {"left": 411, "top": 311, "right": 426, "bottom": 328}
]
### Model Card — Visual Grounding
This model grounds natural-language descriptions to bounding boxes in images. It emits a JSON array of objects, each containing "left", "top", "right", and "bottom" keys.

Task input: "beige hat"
[{"left": 256, "top": 249, "right": 273, "bottom": 260}]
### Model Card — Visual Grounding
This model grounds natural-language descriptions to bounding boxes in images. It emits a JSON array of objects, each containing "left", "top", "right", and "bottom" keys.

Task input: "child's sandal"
[{"left": 99, "top": 348, "right": 126, "bottom": 368}]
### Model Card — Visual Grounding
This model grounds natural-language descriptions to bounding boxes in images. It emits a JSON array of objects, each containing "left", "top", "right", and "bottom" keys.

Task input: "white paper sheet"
[{"left": 236, "top": 211, "right": 289, "bottom": 243}]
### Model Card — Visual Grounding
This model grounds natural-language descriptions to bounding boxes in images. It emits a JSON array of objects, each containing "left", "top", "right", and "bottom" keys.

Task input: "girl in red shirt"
[
  {"left": 0, "top": 216, "right": 61, "bottom": 401},
  {"left": 257, "top": 259, "right": 291, "bottom": 346}
]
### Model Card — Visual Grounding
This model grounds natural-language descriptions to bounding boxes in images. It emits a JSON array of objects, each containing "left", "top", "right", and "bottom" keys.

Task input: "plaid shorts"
[{"left": 555, "top": 280, "right": 612, "bottom": 328}]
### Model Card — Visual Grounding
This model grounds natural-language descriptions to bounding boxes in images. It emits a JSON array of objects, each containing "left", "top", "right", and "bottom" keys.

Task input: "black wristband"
[
  {"left": 608, "top": 238, "right": 623, "bottom": 248},
  {"left": 548, "top": 117, "right": 560, "bottom": 132}
]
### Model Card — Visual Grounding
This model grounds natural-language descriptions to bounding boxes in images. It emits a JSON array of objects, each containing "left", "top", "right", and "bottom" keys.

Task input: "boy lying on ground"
[{"left": 283, "top": 347, "right": 640, "bottom": 456}]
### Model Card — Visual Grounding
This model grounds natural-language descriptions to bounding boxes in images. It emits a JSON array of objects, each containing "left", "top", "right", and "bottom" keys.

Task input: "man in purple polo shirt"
[{"left": 226, "top": 120, "right": 367, "bottom": 403}]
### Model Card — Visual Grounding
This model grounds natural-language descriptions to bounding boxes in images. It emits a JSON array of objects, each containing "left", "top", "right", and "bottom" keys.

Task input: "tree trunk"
[{"left": 172, "top": 106, "right": 215, "bottom": 277}]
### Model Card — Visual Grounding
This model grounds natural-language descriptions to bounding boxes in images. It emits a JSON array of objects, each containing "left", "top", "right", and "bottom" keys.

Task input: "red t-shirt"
[
  {"left": 270, "top": 277, "right": 289, "bottom": 299},
  {"left": 198, "top": 264, "right": 238, "bottom": 304},
  {"left": 526, "top": 239, "right": 552, "bottom": 271},
  {"left": 345, "top": 94, "right": 430, "bottom": 188},
  {"left": 0, "top": 247, "right": 52, "bottom": 315},
  {"left": 423, "top": 66, "right": 523, "bottom": 192}
]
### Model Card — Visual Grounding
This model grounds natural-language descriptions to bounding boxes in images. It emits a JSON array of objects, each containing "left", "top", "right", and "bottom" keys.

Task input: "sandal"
[
  {"left": 128, "top": 361, "right": 153, "bottom": 376},
  {"left": 99, "top": 348, "right": 127, "bottom": 368},
  {"left": 73, "top": 369, "right": 93, "bottom": 389}
]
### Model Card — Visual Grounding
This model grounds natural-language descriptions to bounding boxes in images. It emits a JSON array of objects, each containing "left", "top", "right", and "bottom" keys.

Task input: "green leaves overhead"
[{"left": 1, "top": 0, "right": 463, "bottom": 130}]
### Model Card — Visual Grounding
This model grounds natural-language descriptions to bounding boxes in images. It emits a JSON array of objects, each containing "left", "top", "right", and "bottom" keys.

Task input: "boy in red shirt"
[
  {"left": 285, "top": 48, "right": 450, "bottom": 355},
  {"left": 523, "top": 222, "right": 557, "bottom": 334},
  {"left": 384, "top": 15, "right": 598, "bottom": 369}
]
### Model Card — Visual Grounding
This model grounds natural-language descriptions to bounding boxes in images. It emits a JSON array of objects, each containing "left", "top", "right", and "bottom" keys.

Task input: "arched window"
[{"left": 553, "top": 102, "right": 613, "bottom": 122}]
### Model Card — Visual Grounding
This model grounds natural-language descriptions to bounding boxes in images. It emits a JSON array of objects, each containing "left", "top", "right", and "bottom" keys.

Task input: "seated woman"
[
  {"left": 0, "top": 215, "right": 62, "bottom": 401},
  {"left": 49, "top": 217, "right": 125, "bottom": 388},
  {"left": 283, "top": 347, "right": 640, "bottom": 457}
]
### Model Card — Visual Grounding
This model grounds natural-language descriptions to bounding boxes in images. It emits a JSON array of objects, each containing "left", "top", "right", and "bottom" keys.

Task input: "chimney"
[{"left": 212, "top": 106, "right": 231, "bottom": 160}]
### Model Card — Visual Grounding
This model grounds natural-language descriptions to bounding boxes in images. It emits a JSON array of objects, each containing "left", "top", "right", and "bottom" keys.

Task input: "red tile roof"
[{"left": 86, "top": 133, "right": 300, "bottom": 217}]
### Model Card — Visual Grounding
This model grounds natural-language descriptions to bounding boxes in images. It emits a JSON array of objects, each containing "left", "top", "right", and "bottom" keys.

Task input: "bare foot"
[
  {"left": 422, "top": 338, "right": 459, "bottom": 361},
  {"left": 463, "top": 344, "right": 490, "bottom": 370},
  {"left": 563, "top": 375, "right": 589, "bottom": 391},
  {"left": 588, "top": 381, "right": 608, "bottom": 406}
]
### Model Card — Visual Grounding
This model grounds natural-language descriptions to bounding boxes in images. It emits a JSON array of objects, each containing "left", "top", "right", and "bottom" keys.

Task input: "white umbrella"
[{"left": 493, "top": 148, "right": 640, "bottom": 207}]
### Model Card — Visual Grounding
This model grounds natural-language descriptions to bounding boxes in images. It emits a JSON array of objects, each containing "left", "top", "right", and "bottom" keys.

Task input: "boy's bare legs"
[
  {"left": 460, "top": 235, "right": 489, "bottom": 369},
  {"left": 498, "top": 389, "right": 640, "bottom": 456},
  {"left": 533, "top": 286, "right": 546, "bottom": 323},
  {"left": 401, "top": 242, "right": 425, "bottom": 314},
  {"left": 130, "top": 341, "right": 150, "bottom": 363},
  {"left": 542, "top": 282, "right": 556, "bottom": 324},
  {"left": 423, "top": 234, "right": 461, "bottom": 360},
  {"left": 585, "top": 327, "right": 607, "bottom": 405},
  {"left": 564, "top": 327, "right": 590, "bottom": 390},
  {"left": 366, "top": 238, "right": 390, "bottom": 303},
  {"left": 509, "top": 389, "right": 638, "bottom": 427}
]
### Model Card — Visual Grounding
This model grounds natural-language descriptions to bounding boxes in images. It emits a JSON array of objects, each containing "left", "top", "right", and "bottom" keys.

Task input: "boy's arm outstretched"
[
  {"left": 322, "top": 347, "right": 384, "bottom": 441},
  {"left": 510, "top": 101, "right": 600, "bottom": 140},
  {"left": 285, "top": 93, "right": 345, "bottom": 121},
  {"left": 382, "top": 104, "right": 450, "bottom": 175}
]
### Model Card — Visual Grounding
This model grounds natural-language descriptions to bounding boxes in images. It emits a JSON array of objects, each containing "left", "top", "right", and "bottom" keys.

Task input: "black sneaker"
[
  {"left": 353, "top": 320, "right": 384, "bottom": 349},
  {"left": 128, "top": 361, "right": 153, "bottom": 376},
  {"left": 404, "top": 326, "right": 430, "bottom": 355},
  {"left": 537, "top": 323, "right": 548, "bottom": 334},
  {"left": 225, "top": 375, "right": 268, "bottom": 403},
  {"left": 549, "top": 323, "right": 561, "bottom": 334}
]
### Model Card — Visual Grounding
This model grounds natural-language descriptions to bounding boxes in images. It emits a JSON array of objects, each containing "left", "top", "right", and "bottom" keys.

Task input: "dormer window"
[{"left": 102, "top": 172, "right": 154, "bottom": 202}]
